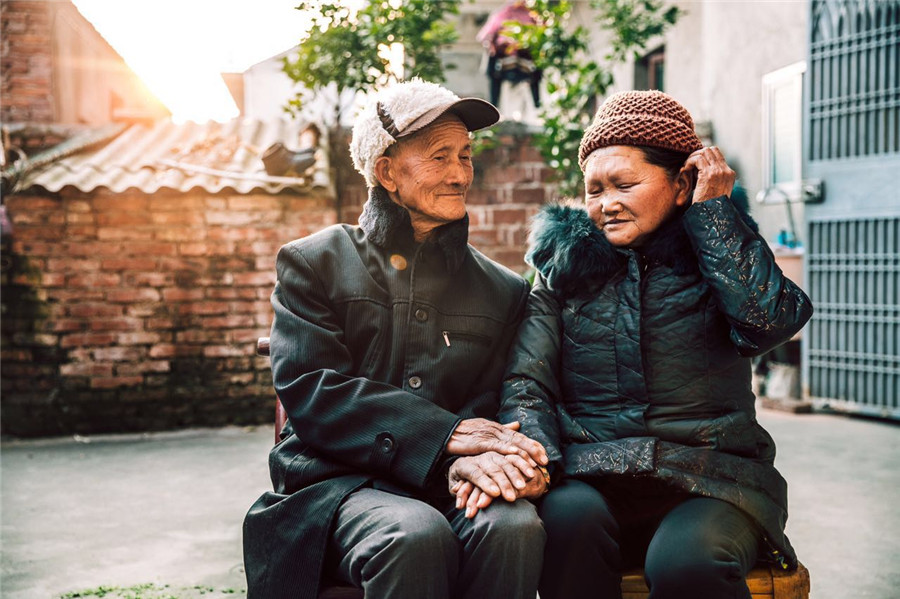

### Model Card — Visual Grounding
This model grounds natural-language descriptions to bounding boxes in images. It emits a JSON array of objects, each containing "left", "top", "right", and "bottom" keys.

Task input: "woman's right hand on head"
[
  {"left": 446, "top": 418, "right": 549, "bottom": 466},
  {"left": 683, "top": 146, "right": 736, "bottom": 204}
]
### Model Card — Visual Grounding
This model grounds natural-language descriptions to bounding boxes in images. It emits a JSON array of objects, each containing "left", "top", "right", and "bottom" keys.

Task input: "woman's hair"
[{"left": 636, "top": 145, "right": 690, "bottom": 180}]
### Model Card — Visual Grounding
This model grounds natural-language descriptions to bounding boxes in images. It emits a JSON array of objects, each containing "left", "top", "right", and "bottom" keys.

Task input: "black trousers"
[{"left": 538, "top": 478, "right": 761, "bottom": 599}]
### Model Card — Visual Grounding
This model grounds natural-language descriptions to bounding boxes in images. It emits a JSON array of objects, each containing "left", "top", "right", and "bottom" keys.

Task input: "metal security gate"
[{"left": 804, "top": 0, "right": 900, "bottom": 418}]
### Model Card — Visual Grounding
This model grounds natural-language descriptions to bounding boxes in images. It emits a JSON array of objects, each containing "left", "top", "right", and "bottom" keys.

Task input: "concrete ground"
[{"left": 1, "top": 408, "right": 898, "bottom": 598}]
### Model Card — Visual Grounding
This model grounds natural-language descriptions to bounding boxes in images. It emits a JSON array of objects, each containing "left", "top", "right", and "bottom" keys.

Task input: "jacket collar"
[
  {"left": 358, "top": 186, "right": 470, "bottom": 273},
  {"left": 527, "top": 187, "right": 757, "bottom": 293}
]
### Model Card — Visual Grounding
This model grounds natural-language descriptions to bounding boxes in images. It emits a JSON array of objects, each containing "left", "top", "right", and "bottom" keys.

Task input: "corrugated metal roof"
[{"left": 18, "top": 117, "right": 333, "bottom": 196}]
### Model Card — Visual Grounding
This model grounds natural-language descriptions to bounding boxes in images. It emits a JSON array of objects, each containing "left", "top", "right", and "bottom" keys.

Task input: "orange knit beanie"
[{"left": 578, "top": 90, "right": 703, "bottom": 170}]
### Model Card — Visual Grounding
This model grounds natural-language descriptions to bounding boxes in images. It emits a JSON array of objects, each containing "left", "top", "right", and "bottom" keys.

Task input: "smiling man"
[{"left": 242, "top": 79, "right": 548, "bottom": 599}]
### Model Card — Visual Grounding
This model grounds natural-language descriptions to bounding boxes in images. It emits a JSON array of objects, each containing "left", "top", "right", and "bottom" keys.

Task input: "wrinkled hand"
[
  {"left": 448, "top": 453, "right": 548, "bottom": 518},
  {"left": 682, "top": 146, "right": 736, "bottom": 204},
  {"left": 446, "top": 418, "right": 548, "bottom": 466}
]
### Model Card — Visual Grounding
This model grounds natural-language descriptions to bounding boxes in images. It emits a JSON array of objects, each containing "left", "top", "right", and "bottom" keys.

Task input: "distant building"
[{"left": 0, "top": 0, "right": 169, "bottom": 128}]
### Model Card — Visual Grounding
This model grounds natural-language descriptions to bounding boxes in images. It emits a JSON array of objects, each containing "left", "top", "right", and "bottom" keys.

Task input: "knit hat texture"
[
  {"left": 578, "top": 90, "right": 703, "bottom": 170},
  {"left": 350, "top": 78, "right": 499, "bottom": 187}
]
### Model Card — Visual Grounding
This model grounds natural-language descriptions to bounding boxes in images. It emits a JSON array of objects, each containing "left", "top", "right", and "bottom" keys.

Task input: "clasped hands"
[{"left": 445, "top": 418, "right": 549, "bottom": 519}]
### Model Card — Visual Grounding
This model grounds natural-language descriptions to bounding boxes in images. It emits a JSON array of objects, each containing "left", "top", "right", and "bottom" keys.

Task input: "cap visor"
[{"left": 399, "top": 98, "right": 500, "bottom": 137}]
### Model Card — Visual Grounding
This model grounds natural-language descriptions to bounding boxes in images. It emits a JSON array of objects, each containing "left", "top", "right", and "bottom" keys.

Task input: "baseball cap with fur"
[
  {"left": 351, "top": 78, "right": 500, "bottom": 187},
  {"left": 578, "top": 90, "right": 703, "bottom": 170}
]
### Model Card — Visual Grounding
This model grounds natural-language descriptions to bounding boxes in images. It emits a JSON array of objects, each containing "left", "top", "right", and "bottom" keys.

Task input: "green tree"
[
  {"left": 283, "top": 0, "right": 460, "bottom": 127},
  {"left": 508, "top": 0, "right": 681, "bottom": 196}
]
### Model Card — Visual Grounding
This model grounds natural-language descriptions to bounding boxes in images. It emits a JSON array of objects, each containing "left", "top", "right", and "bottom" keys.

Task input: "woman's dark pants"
[{"left": 538, "top": 478, "right": 760, "bottom": 599}]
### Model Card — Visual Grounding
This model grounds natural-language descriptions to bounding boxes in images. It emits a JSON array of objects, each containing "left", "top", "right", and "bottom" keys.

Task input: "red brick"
[
  {"left": 232, "top": 271, "right": 276, "bottom": 286},
  {"left": 129, "top": 272, "right": 173, "bottom": 287},
  {"left": 491, "top": 208, "right": 529, "bottom": 225},
  {"left": 106, "top": 288, "right": 161, "bottom": 303},
  {"left": 41, "top": 272, "right": 66, "bottom": 287},
  {"left": 92, "top": 196, "right": 149, "bottom": 212},
  {"left": 155, "top": 227, "right": 206, "bottom": 242},
  {"left": 176, "top": 330, "right": 224, "bottom": 344},
  {"left": 82, "top": 314, "right": 136, "bottom": 338},
  {"left": 47, "top": 319, "right": 84, "bottom": 333},
  {"left": 116, "top": 360, "right": 170, "bottom": 375},
  {"left": 162, "top": 288, "right": 204, "bottom": 301},
  {"left": 93, "top": 346, "right": 144, "bottom": 362},
  {"left": 203, "top": 344, "right": 253, "bottom": 358},
  {"left": 116, "top": 332, "right": 162, "bottom": 345},
  {"left": 90, "top": 376, "right": 143, "bottom": 389},
  {"left": 60, "top": 333, "right": 116, "bottom": 348},
  {"left": 100, "top": 258, "right": 158, "bottom": 271},
  {"left": 46, "top": 258, "right": 101, "bottom": 272},
  {"left": 60, "top": 363, "right": 114, "bottom": 377},
  {"left": 202, "top": 314, "right": 255, "bottom": 329},
  {"left": 153, "top": 197, "right": 206, "bottom": 211},
  {"left": 179, "top": 243, "right": 210, "bottom": 256},
  {"left": 66, "top": 242, "right": 122, "bottom": 257},
  {"left": 177, "top": 302, "right": 229, "bottom": 315},
  {"left": 97, "top": 227, "right": 154, "bottom": 241},
  {"left": 66, "top": 273, "right": 121, "bottom": 288},
  {"left": 148, "top": 344, "right": 176, "bottom": 358},
  {"left": 147, "top": 318, "right": 177, "bottom": 330},
  {"left": 511, "top": 187, "right": 547, "bottom": 205},
  {"left": 122, "top": 242, "right": 177, "bottom": 257},
  {"left": 228, "top": 196, "right": 281, "bottom": 211}
]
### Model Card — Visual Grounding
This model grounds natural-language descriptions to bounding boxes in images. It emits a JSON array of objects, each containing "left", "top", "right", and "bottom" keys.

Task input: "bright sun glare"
[{"left": 72, "top": 0, "right": 314, "bottom": 123}]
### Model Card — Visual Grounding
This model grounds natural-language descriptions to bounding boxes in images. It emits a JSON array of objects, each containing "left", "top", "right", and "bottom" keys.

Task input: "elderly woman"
[{"left": 455, "top": 90, "right": 813, "bottom": 598}]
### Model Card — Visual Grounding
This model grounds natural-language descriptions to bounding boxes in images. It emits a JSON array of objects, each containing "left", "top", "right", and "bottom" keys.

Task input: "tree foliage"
[
  {"left": 283, "top": 0, "right": 460, "bottom": 126},
  {"left": 508, "top": 0, "right": 681, "bottom": 196},
  {"left": 282, "top": 0, "right": 680, "bottom": 197}
]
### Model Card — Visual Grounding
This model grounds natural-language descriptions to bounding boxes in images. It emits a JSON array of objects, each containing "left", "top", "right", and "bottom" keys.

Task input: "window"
[
  {"left": 635, "top": 47, "right": 665, "bottom": 92},
  {"left": 761, "top": 62, "right": 806, "bottom": 201}
]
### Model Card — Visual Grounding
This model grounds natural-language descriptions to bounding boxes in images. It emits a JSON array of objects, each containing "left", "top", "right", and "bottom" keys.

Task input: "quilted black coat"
[
  {"left": 499, "top": 193, "right": 813, "bottom": 568},
  {"left": 242, "top": 188, "right": 529, "bottom": 599}
]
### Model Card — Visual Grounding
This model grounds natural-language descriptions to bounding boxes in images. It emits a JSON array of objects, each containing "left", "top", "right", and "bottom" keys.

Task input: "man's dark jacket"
[
  {"left": 499, "top": 194, "right": 813, "bottom": 569},
  {"left": 243, "top": 188, "right": 529, "bottom": 599}
]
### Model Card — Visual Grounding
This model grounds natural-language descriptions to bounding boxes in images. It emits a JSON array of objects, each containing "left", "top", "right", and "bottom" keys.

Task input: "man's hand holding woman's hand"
[
  {"left": 445, "top": 418, "right": 548, "bottom": 519},
  {"left": 446, "top": 418, "right": 548, "bottom": 466}
]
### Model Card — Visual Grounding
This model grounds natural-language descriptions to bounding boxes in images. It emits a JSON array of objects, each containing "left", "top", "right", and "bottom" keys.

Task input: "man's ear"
[
  {"left": 674, "top": 166, "right": 696, "bottom": 207},
  {"left": 374, "top": 156, "right": 397, "bottom": 193}
]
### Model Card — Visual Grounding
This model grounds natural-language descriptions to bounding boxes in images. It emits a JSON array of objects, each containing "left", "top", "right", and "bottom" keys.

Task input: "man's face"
[{"left": 377, "top": 115, "right": 474, "bottom": 239}]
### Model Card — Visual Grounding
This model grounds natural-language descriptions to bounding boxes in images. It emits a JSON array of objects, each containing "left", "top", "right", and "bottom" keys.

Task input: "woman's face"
[{"left": 583, "top": 145, "right": 692, "bottom": 248}]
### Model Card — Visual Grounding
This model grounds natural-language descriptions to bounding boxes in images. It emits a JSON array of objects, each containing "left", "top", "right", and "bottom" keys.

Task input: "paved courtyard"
[{"left": 1, "top": 408, "right": 897, "bottom": 598}]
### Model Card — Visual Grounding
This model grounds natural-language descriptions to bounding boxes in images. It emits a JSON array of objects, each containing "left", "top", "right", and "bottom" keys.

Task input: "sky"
[{"left": 72, "top": 0, "right": 317, "bottom": 122}]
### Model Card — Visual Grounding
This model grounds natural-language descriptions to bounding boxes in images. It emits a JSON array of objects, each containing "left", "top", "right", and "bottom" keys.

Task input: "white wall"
[{"left": 605, "top": 0, "right": 808, "bottom": 243}]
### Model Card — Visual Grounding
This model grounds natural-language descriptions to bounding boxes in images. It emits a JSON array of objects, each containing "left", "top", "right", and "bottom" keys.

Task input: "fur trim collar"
[
  {"left": 358, "top": 186, "right": 470, "bottom": 273},
  {"left": 527, "top": 187, "right": 757, "bottom": 293}
]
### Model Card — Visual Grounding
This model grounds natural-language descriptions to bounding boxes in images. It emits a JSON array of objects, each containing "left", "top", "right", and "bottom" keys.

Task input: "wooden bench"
[{"left": 257, "top": 337, "right": 811, "bottom": 599}]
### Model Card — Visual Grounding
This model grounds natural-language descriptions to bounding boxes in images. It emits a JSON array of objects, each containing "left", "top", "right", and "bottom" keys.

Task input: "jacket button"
[
  {"left": 414, "top": 308, "right": 428, "bottom": 322},
  {"left": 380, "top": 437, "right": 394, "bottom": 452},
  {"left": 408, "top": 376, "right": 422, "bottom": 389}
]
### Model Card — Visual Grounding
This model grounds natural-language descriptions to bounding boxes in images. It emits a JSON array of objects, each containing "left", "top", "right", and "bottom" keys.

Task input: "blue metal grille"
[
  {"left": 807, "top": 217, "right": 900, "bottom": 417},
  {"left": 809, "top": 0, "right": 900, "bottom": 160}
]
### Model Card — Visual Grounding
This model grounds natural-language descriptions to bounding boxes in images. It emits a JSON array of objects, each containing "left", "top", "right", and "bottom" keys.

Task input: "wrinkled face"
[
  {"left": 583, "top": 145, "right": 691, "bottom": 248},
  {"left": 375, "top": 115, "right": 474, "bottom": 239}
]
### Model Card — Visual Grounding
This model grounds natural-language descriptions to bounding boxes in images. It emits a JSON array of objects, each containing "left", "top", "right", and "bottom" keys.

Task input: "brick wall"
[
  {"left": 1, "top": 131, "right": 562, "bottom": 437},
  {"left": 0, "top": 1, "right": 54, "bottom": 123},
  {"left": 1, "top": 189, "right": 335, "bottom": 436}
]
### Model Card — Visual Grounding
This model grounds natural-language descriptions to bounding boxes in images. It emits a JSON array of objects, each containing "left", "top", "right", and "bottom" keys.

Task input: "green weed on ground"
[{"left": 59, "top": 583, "right": 243, "bottom": 598}]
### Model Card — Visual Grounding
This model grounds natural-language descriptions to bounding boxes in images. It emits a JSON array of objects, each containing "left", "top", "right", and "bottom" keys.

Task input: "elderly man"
[{"left": 243, "top": 79, "right": 548, "bottom": 599}]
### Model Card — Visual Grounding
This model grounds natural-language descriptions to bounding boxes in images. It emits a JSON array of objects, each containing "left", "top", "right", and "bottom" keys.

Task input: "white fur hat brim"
[{"left": 350, "top": 78, "right": 500, "bottom": 187}]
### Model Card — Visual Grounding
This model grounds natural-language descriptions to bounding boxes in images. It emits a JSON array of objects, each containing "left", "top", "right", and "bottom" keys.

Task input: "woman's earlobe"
[{"left": 675, "top": 168, "right": 696, "bottom": 206}]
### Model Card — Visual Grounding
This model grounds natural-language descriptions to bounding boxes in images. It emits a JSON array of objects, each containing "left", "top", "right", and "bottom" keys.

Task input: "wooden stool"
[{"left": 257, "top": 338, "right": 811, "bottom": 599}]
